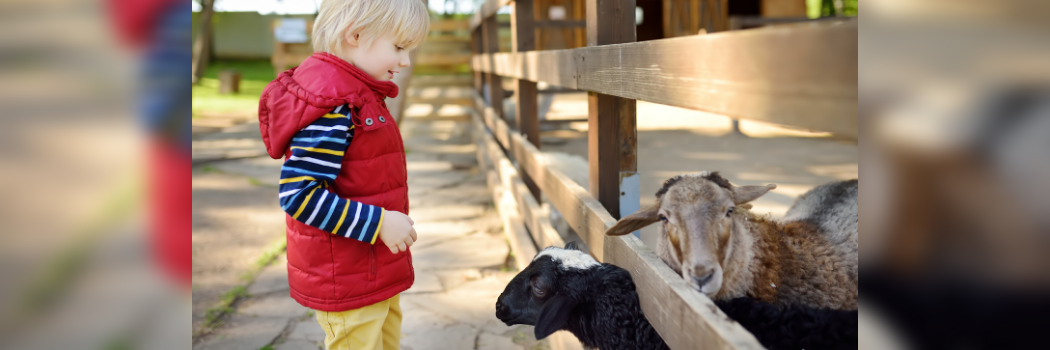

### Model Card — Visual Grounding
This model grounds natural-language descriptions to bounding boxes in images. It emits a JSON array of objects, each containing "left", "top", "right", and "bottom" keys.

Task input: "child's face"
[{"left": 339, "top": 33, "right": 411, "bottom": 82}]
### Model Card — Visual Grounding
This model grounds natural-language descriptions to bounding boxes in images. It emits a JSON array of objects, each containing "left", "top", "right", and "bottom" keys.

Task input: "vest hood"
[{"left": 258, "top": 52, "right": 399, "bottom": 159}]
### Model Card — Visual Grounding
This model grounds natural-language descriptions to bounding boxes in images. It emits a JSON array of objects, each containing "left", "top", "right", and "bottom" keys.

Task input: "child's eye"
[{"left": 395, "top": 46, "right": 404, "bottom": 51}]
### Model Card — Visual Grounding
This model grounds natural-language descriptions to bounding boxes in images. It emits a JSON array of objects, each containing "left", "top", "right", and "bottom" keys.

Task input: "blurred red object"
[{"left": 107, "top": 0, "right": 184, "bottom": 48}]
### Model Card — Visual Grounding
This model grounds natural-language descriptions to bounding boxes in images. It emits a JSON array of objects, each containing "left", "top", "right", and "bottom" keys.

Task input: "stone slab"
[
  {"left": 193, "top": 317, "right": 287, "bottom": 350},
  {"left": 408, "top": 204, "right": 487, "bottom": 223},
  {"left": 248, "top": 255, "right": 289, "bottom": 296},
  {"left": 236, "top": 295, "right": 307, "bottom": 319},
  {"left": 275, "top": 339, "right": 322, "bottom": 350},
  {"left": 409, "top": 233, "right": 508, "bottom": 269},
  {"left": 287, "top": 320, "right": 326, "bottom": 343},
  {"left": 401, "top": 274, "right": 514, "bottom": 329},
  {"left": 404, "top": 269, "right": 444, "bottom": 294},
  {"left": 478, "top": 333, "right": 524, "bottom": 350},
  {"left": 401, "top": 323, "right": 476, "bottom": 350}
]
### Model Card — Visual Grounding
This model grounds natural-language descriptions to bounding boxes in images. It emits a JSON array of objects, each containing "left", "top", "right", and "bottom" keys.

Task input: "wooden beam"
[
  {"left": 588, "top": 93, "right": 638, "bottom": 220},
  {"left": 470, "top": 0, "right": 512, "bottom": 31},
  {"left": 470, "top": 20, "right": 859, "bottom": 139},
  {"left": 475, "top": 119, "right": 536, "bottom": 271},
  {"left": 586, "top": 0, "right": 637, "bottom": 46},
  {"left": 490, "top": 170, "right": 537, "bottom": 271},
  {"left": 482, "top": 15, "right": 504, "bottom": 121},
  {"left": 586, "top": 0, "right": 639, "bottom": 221},
  {"left": 471, "top": 28, "right": 485, "bottom": 97},
  {"left": 513, "top": 0, "right": 542, "bottom": 202}
]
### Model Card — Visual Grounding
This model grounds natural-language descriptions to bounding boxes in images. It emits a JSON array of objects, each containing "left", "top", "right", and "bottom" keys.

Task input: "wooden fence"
[{"left": 469, "top": 0, "right": 857, "bottom": 349}]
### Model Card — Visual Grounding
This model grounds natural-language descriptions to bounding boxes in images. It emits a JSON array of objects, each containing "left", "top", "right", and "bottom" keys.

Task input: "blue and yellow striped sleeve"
[{"left": 278, "top": 104, "right": 384, "bottom": 243}]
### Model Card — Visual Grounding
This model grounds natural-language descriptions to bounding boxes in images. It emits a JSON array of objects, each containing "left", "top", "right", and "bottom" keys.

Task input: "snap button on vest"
[
  {"left": 379, "top": 116, "right": 386, "bottom": 123},
  {"left": 365, "top": 118, "right": 374, "bottom": 126}
]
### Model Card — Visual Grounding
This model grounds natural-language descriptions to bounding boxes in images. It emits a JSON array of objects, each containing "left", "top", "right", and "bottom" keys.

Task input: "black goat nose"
[{"left": 693, "top": 272, "right": 714, "bottom": 287}]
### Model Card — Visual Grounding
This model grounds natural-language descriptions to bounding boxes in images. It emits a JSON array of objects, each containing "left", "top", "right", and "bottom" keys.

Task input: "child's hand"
[{"left": 378, "top": 210, "right": 416, "bottom": 254}]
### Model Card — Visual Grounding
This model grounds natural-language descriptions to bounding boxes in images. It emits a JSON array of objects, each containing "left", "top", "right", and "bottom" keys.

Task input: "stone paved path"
[{"left": 192, "top": 88, "right": 573, "bottom": 349}]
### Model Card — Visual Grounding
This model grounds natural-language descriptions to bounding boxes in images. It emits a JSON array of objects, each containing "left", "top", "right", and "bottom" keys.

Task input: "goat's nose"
[
  {"left": 495, "top": 299, "right": 509, "bottom": 316},
  {"left": 692, "top": 271, "right": 714, "bottom": 288}
]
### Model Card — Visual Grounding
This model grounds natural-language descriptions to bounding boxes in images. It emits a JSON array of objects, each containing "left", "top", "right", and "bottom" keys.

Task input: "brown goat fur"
[{"left": 608, "top": 172, "right": 859, "bottom": 310}]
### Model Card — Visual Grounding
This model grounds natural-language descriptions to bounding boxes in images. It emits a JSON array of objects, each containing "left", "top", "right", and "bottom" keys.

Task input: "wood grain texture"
[
  {"left": 586, "top": 0, "right": 637, "bottom": 46},
  {"left": 587, "top": 92, "right": 637, "bottom": 219},
  {"left": 471, "top": 20, "right": 859, "bottom": 138}
]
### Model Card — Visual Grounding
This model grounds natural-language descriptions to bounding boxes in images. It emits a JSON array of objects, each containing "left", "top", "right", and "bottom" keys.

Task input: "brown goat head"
[{"left": 606, "top": 172, "right": 775, "bottom": 297}]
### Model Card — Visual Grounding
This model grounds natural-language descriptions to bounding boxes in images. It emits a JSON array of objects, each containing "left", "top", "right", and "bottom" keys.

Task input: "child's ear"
[{"left": 344, "top": 30, "right": 361, "bottom": 47}]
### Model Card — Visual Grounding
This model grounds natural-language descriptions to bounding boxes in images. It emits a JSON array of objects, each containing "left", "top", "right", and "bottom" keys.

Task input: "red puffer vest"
[{"left": 258, "top": 52, "right": 412, "bottom": 312}]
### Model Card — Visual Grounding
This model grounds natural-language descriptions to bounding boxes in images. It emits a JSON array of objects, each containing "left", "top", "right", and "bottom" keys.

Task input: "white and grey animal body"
[
  {"left": 607, "top": 172, "right": 859, "bottom": 310},
  {"left": 783, "top": 179, "right": 859, "bottom": 255}
]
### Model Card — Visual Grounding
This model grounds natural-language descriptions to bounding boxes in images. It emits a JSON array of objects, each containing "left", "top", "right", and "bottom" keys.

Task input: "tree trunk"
[{"left": 192, "top": 0, "right": 215, "bottom": 85}]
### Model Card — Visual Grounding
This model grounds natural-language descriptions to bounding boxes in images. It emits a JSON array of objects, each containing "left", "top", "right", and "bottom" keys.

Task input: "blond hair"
[{"left": 312, "top": 0, "right": 430, "bottom": 54}]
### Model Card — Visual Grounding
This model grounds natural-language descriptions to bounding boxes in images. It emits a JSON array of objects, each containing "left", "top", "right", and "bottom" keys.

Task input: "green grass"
[{"left": 193, "top": 60, "right": 276, "bottom": 118}]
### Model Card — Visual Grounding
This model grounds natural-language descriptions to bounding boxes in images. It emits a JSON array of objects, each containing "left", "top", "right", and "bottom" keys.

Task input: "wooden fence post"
[
  {"left": 472, "top": 28, "right": 485, "bottom": 98},
  {"left": 513, "top": 0, "right": 542, "bottom": 202},
  {"left": 586, "top": 0, "right": 640, "bottom": 232},
  {"left": 482, "top": 15, "right": 504, "bottom": 120}
]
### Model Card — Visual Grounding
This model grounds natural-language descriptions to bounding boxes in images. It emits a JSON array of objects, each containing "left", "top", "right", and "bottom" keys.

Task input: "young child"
[{"left": 257, "top": 1, "right": 429, "bottom": 349}]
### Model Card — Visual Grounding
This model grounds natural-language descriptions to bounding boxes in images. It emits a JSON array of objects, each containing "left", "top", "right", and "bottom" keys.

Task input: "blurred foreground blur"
[
  {"left": 0, "top": 0, "right": 188, "bottom": 349},
  {"left": 861, "top": 0, "right": 1050, "bottom": 348}
]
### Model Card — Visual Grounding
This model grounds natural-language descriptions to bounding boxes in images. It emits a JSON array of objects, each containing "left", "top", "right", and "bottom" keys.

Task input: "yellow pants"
[{"left": 315, "top": 294, "right": 401, "bottom": 350}]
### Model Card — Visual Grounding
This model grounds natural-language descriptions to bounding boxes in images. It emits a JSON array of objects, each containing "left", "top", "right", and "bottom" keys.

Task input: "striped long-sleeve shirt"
[{"left": 278, "top": 104, "right": 384, "bottom": 244}]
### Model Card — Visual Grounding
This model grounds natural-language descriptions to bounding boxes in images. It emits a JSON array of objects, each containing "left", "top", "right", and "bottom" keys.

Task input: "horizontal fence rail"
[{"left": 472, "top": 20, "right": 858, "bottom": 139}]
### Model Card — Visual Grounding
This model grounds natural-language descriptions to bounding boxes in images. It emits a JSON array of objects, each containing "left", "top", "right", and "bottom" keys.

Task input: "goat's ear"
[
  {"left": 731, "top": 184, "right": 776, "bottom": 204},
  {"left": 606, "top": 204, "right": 660, "bottom": 236},
  {"left": 564, "top": 241, "right": 578, "bottom": 250},
  {"left": 534, "top": 294, "right": 578, "bottom": 339}
]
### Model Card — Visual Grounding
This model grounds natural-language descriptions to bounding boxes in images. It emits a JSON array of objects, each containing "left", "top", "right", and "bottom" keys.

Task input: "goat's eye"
[
  {"left": 727, "top": 207, "right": 735, "bottom": 217},
  {"left": 659, "top": 214, "right": 668, "bottom": 222},
  {"left": 532, "top": 285, "right": 545, "bottom": 296}
]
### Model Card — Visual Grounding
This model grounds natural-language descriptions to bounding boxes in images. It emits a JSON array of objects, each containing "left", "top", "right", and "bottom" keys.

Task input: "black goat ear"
[
  {"left": 534, "top": 294, "right": 578, "bottom": 339},
  {"left": 564, "top": 241, "right": 578, "bottom": 250}
]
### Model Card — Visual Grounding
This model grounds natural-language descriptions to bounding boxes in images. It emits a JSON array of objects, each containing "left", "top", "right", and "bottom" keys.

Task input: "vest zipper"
[{"left": 369, "top": 245, "right": 377, "bottom": 278}]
